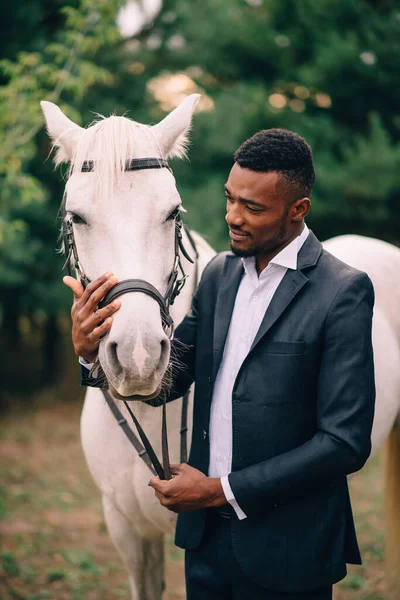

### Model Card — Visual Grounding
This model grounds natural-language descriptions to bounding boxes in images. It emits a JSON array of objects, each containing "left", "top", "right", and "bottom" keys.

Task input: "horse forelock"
[{"left": 64, "top": 115, "right": 166, "bottom": 203}]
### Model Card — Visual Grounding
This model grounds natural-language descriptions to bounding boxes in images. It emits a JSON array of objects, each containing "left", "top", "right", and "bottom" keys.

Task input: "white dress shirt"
[
  {"left": 210, "top": 224, "right": 310, "bottom": 519},
  {"left": 81, "top": 225, "right": 310, "bottom": 519}
]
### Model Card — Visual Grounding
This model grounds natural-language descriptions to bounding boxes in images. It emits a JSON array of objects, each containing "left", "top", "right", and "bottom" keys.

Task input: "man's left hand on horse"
[{"left": 149, "top": 464, "right": 226, "bottom": 512}]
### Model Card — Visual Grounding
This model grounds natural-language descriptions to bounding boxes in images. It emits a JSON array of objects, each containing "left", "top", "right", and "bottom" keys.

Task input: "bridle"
[{"left": 62, "top": 158, "right": 198, "bottom": 480}]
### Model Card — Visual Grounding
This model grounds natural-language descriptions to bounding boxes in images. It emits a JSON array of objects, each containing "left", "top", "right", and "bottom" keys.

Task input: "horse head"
[{"left": 41, "top": 95, "right": 200, "bottom": 400}]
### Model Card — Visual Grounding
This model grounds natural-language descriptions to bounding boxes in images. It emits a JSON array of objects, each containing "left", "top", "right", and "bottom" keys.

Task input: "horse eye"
[
  {"left": 69, "top": 213, "right": 86, "bottom": 225},
  {"left": 166, "top": 207, "right": 180, "bottom": 222}
]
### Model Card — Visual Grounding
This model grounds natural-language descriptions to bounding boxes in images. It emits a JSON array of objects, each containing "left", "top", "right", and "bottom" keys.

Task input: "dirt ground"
[{"left": 0, "top": 399, "right": 397, "bottom": 599}]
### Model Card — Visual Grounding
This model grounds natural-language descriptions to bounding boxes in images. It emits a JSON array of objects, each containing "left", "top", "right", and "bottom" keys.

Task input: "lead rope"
[
  {"left": 180, "top": 391, "right": 189, "bottom": 464},
  {"left": 122, "top": 399, "right": 167, "bottom": 480},
  {"left": 161, "top": 393, "right": 172, "bottom": 480},
  {"left": 102, "top": 390, "right": 157, "bottom": 476}
]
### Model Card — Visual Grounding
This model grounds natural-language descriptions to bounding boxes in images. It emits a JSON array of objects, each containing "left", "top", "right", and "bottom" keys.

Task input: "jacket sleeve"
[
  {"left": 80, "top": 363, "right": 105, "bottom": 387},
  {"left": 228, "top": 272, "right": 376, "bottom": 515}
]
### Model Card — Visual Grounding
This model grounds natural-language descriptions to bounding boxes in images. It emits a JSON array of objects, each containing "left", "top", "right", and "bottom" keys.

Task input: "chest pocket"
[
  {"left": 263, "top": 341, "right": 306, "bottom": 355},
  {"left": 240, "top": 341, "right": 306, "bottom": 404}
]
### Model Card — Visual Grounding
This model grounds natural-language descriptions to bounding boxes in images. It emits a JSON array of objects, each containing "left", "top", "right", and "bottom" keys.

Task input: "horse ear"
[
  {"left": 153, "top": 94, "right": 200, "bottom": 159},
  {"left": 40, "top": 101, "right": 83, "bottom": 165}
]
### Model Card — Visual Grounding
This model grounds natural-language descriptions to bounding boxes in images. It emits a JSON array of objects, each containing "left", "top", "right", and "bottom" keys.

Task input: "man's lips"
[{"left": 229, "top": 229, "right": 250, "bottom": 242}]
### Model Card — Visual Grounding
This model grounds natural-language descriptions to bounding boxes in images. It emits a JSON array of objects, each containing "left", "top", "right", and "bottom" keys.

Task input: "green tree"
[{"left": 0, "top": 0, "right": 119, "bottom": 344}]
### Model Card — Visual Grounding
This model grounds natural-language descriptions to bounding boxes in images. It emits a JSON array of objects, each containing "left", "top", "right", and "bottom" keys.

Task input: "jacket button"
[
  {"left": 203, "top": 430, "right": 207, "bottom": 440},
  {"left": 208, "top": 377, "right": 212, "bottom": 384}
]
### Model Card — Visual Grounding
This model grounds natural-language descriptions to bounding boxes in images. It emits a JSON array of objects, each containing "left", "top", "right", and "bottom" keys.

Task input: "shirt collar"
[{"left": 242, "top": 223, "right": 310, "bottom": 275}]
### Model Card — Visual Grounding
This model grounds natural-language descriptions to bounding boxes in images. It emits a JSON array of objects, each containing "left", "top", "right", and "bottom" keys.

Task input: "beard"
[
  {"left": 230, "top": 213, "right": 289, "bottom": 258},
  {"left": 230, "top": 243, "right": 259, "bottom": 258}
]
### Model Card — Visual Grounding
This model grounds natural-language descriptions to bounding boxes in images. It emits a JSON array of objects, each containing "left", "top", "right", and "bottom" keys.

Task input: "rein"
[{"left": 62, "top": 158, "right": 198, "bottom": 480}]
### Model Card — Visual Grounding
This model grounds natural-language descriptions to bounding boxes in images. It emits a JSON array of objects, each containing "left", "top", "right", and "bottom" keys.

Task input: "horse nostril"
[
  {"left": 160, "top": 338, "right": 168, "bottom": 361},
  {"left": 157, "top": 337, "right": 170, "bottom": 376},
  {"left": 110, "top": 341, "right": 118, "bottom": 364}
]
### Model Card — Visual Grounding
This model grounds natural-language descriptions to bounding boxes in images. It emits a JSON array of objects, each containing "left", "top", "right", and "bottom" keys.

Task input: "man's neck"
[{"left": 255, "top": 224, "right": 304, "bottom": 275}]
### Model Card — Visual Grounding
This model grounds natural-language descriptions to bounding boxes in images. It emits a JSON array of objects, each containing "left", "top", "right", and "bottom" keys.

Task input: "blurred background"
[{"left": 0, "top": 0, "right": 399, "bottom": 598}]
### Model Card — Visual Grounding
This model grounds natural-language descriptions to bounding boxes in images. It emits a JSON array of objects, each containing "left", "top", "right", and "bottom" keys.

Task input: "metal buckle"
[{"left": 176, "top": 274, "right": 188, "bottom": 294}]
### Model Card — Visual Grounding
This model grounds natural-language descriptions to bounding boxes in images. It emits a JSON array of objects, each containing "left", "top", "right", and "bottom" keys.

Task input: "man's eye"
[
  {"left": 166, "top": 207, "right": 180, "bottom": 221},
  {"left": 246, "top": 205, "right": 262, "bottom": 213},
  {"left": 69, "top": 213, "right": 86, "bottom": 225}
]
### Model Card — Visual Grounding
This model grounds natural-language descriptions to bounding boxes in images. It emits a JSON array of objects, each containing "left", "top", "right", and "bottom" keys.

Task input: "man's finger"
[
  {"left": 170, "top": 464, "right": 184, "bottom": 475},
  {"left": 153, "top": 490, "right": 179, "bottom": 512},
  {"left": 154, "top": 490, "right": 166, "bottom": 503},
  {"left": 81, "top": 274, "right": 119, "bottom": 316},
  {"left": 77, "top": 272, "right": 111, "bottom": 303},
  {"left": 63, "top": 276, "right": 84, "bottom": 301},
  {"left": 81, "top": 300, "right": 121, "bottom": 334},
  {"left": 88, "top": 318, "right": 113, "bottom": 342},
  {"left": 149, "top": 476, "right": 160, "bottom": 489},
  {"left": 149, "top": 477, "right": 171, "bottom": 492}
]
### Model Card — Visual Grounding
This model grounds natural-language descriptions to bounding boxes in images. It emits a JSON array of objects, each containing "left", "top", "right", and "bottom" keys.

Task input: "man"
[{"left": 69, "top": 129, "right": 375, "bottom": 599}]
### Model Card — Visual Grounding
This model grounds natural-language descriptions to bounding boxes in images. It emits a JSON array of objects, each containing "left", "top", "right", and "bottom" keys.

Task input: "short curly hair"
[{"left": 234, "top": 128, "right": 315, "bottom": 199}]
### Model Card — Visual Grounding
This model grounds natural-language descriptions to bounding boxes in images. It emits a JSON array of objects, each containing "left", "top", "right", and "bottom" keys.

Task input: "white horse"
[
  {"left": 41, "top": 96, "right": 400, "bottom": 598},
  {"left": 41, "top": 94, "right": 215, "bottom": 599}
]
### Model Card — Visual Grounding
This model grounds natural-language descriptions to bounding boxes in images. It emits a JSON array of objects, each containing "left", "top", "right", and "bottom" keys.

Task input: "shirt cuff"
[
  {"left": 79, "top": 357, "right": 94, "bottom": 370},
  {"left": 221, "top": 475, "right": 247, "bottom": 520},
  {"left": 79, "top": 356, "right": 100, "bottom": 378}
]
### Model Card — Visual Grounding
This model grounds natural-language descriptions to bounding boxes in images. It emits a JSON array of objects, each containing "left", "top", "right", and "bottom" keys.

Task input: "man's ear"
[
  {"left": 152, "top": 94, "right": 200, "bottom": 159},
  {"left": 41, "top": 101, "right": 83, "bottom": 164},
  {"left": 292, "top": 197, "right": 311, "bottom": 221}
]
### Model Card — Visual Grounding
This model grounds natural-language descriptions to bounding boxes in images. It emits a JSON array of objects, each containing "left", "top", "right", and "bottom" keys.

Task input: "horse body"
[{"left": 80, "top": 231, "right": 214, "bottom": 599}]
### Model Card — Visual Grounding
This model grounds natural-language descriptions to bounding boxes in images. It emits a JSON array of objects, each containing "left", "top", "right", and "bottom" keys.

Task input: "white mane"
[{"left": 55, "top": 116, "right": 163, "bottom": 201}]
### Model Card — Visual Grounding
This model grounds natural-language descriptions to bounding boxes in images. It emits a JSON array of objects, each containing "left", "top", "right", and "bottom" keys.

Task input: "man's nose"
[{"left": 225, "top": 204, "right": 244, "bottom": 227}]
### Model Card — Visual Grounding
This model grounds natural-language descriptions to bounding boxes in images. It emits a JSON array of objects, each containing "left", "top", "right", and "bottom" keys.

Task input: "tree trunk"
[{"left": 42, "top": 314, "right": 61, "bottom": 385}]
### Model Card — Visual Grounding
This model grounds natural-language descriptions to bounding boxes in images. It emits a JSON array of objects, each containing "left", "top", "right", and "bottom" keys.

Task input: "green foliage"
[
  {"left": 0, "top": 551, "right": 21, "bottom": 577},
  {"left": 341, "top": 573, "right": 364, "bottom": 589},
  {"left": 62, "top": 549, "right": 103, "bottom": 575},
  {"left": 0, "top": 0, "right": 121, "bottom": 323},
  {"left": 46, "top": 568, "right": 66, "bottom": 582},
  {"left": 137, "top": 0, "right": 400, "bottom": 245}
]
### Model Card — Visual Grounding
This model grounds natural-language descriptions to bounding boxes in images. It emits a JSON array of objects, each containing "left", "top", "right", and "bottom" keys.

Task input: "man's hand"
[
  {"left": 63, "top": 272, "right": 121, "bottom": 363},
  {"left": 149, "top": 464, "right": 227, "bottom": 513}
]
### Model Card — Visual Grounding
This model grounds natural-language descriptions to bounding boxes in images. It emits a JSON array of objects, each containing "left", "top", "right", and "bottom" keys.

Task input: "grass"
[{"left": 0, "top": 400, "right": 396, "bottom": 599}]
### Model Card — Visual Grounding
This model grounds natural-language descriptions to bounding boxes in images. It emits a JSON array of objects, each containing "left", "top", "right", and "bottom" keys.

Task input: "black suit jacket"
[{"left": 82, "top": 231, "right": 375, "bottom": 591}]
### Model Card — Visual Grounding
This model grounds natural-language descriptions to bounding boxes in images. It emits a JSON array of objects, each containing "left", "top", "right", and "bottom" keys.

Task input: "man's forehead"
[{"left": 226, "top": 164, "right": 280, "bottom": 196}]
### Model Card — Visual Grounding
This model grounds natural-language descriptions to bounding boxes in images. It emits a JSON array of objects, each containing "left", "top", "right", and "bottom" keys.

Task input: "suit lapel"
[
  {"left": 249, "top": 269, "right": 308, "bottom": 351},
  {"left": 212, "top": 255, "right": 244, "bottom": 381},
  {"left": 250, "top": 230, "right": 323, "bottom": 352}
]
